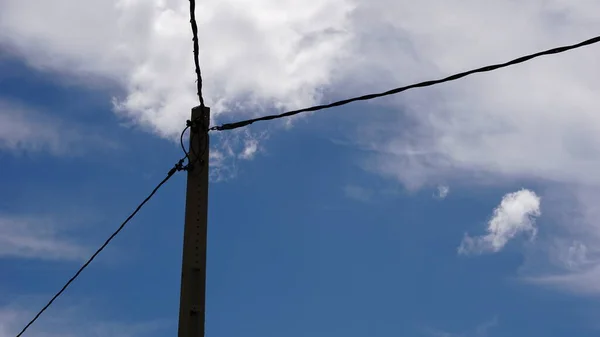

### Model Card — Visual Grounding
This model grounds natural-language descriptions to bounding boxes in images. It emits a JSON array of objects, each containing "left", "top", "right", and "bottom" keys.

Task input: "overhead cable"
[
  {"left": 210, "top": 35, "right": 600, "bottom": 132},
  {"left": 15, "top": 160, "right": 186, "bottom": 337},
  {"left": 189, "top": 0, "right": 205, "bottom": 107}
]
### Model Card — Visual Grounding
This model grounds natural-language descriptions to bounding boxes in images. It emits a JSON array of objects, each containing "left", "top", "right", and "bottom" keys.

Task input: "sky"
[{"left": 2, "top": 0, "right": 600, "bottom": 336}]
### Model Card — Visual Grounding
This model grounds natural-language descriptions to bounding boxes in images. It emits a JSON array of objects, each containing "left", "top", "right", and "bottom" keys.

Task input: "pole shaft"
[{"left": 178, "top": 106, "right": 210, "bottom": 337}]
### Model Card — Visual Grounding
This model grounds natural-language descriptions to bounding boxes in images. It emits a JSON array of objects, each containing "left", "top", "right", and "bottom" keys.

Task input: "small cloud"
[
  {"left": 239, "top": 138, "right": 259, "bottom": 160},
  {"left": 434, "top": 185, "right": 450, "bottom": 199},
  {"left": 563, "top": 241, "right": 589, "bottom": 270},
  {"left": 209, "top": 149, "right": 237, "bottom": 182},
  {"left": 237, "top": 130, "right": 267, "bottom": 161},
  {"left": 208, "top": 130, "right": 267, "bottom": 181},
  {"left": 343, "top": 185, "right": 372, "bottom": 202},
  {"left": 459, "top": 189, "right": 541, "bottom": 255}
]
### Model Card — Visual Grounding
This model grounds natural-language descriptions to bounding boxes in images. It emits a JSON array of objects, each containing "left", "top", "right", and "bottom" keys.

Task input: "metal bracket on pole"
[{"left": 178, "top": 106, "right": 210, "bottom": 337}]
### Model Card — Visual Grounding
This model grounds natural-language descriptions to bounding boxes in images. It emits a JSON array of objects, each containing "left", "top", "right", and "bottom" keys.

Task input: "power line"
[
  {"left": 184, "top": 0, "right": 208, "bottom": 171},
  {"left": 189, "top": 0, "right": 205, "bottom": 108},
  {"left": 15, "top": 160, "right": 186, "bottom": 337},
  {"left": 210, "top": 34, "right": 600, "bottom": 132}
]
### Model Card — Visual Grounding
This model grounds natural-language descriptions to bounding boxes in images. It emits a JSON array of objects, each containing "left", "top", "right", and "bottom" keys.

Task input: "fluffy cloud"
[
  {"left": 459, "top": 189, "right": 541, "bottom": 255},
  {"left": 3, "top": 0, "right": 600, "bottom": 182},
  {"left": 1, "top": 1, "right": 600, "bottom": 179},
  {"left": 349, "top": 1, "right": 600, "bottom": 189},
  {"left": 0, "top": 0, "right": 354, "bottom": 139},
  {"left": 2, "top": 0, "right": 600, "bottom": 293}
]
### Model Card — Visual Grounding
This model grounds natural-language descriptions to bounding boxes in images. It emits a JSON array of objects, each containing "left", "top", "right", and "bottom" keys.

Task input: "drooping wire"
[
  {"left": 209, "top": 34, "right": 600, "bottom": 132},
  {"left": 189, "top": 0, "right": 205, "bottom": 108},
  {"left": 180, "top": 124, "right": 191, "bottom": 160},
  {"left": 15, "top": 160, "right": 187, "bottom": 337},
  {"left": 180, "top": 116, "right": 209, "bottom": 171}
]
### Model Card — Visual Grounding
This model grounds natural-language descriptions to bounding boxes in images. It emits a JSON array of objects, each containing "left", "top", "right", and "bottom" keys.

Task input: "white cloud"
[
  {"left": 434, "top": 185, "right": 449, "bottom": 199},
  {"left": 1, "top": 0, "right": 600, "bottom": 178},
  {"left": 0, "top": 0, "right": 354, "bottom": 139},
  {"left": 206, "top": 129, "right": 267, "bottom": 179},
  {"left": 0, "top": 215, "right": 88, "bottom": 261},
  {"left": 459, "top": 189, "right": 541, "bottom": 255},
  {"left": 338, "top": 1, "right": 600, "bottom": 193},
  {"left": 239, "top": 138, "right": 259, "bottom": 160},
  {"left": 3, "top": 0, "right": 600, "bottom": 294},
  {"left": 3, "top": 0, "right": 600, "bottom": 180}
]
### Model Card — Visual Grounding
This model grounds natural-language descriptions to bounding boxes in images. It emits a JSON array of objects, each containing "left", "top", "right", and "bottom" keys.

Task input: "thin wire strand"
[
  {"left": 189, "top": 0, "right": 205, "bottom": 107},
  {"left": 210, "top": 34, "right": 600, "bottom": 132},
  {"left": 15, "top": 162, "right": 184, "bottom": 337},
  {"left": 180, "top": 125, "right": 191, "bottom": 160}
]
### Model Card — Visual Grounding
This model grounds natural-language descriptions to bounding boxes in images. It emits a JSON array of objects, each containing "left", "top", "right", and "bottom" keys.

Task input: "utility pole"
[{"left": 178, "top": 105, "right": 210, "bottom": 337}]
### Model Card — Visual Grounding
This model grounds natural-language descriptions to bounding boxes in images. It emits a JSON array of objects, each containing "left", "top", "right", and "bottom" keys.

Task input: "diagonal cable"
[
  {"left": 210, "top": 35, "right": 600, "bottom": 132},
  {"left": 15, "top": 161, "right": 185, "bottom": 337}
]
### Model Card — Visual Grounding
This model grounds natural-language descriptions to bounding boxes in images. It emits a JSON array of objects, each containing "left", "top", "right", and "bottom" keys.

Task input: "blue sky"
[{"left": 3, "top": 1, "right": 600, "bottom": 336}]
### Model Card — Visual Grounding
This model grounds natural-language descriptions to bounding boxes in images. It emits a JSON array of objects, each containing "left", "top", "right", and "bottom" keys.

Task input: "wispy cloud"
[
  {"left": 0, "top": 305, "right": 168, "bottom": 337},
  {"left": 423, "top": 316, "right": 498, "bottom": 337},
  {"left": 343, "top": 185, "right": 372, "bottom": 202},
  {"left": 237, "top": 130, "right": 267, "bottom": 161},
  {"left": 0, "top": 99, "right": 116, "bottom": 156},
  {"left": 238, "top": 138, "right": 259, "bottom": 160},
  {"left": 0, "top": 100, "right": 72, "bottom": 155},
  {"left": 207, "top": 129, "right": 268, "bottom": 180},
  {"left": 459, "top": 189, "right": 541, "bottom": 255},
  {"left": 522, "top": 187, "right": 600, "bottom": 295},
  {"left": 0, "top": 214, "right": 88, "bottom": 261}
]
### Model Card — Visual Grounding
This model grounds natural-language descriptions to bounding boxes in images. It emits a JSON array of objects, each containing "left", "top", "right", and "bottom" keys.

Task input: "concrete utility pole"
[{"left": 178, "top": 105, "right": 210, "bottom": 337}]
